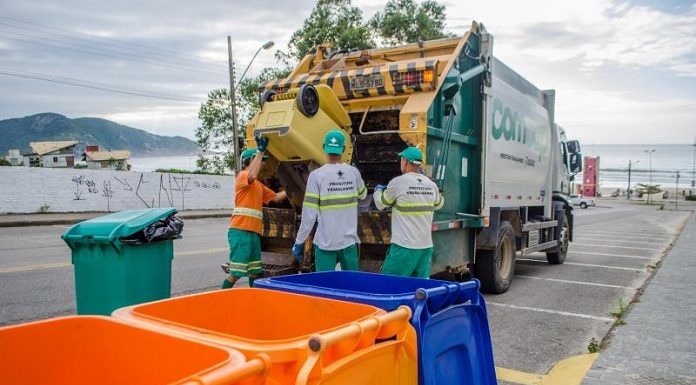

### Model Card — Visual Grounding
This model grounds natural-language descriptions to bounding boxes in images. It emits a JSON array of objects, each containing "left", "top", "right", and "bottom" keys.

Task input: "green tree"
[
  {"left": 635, "top": 183, "right": 662, "bottom": 204},
  {"left": 370, "top": 0, "right": 450, "bottom": 46},
  {"left": 196, "top": 0, "right": 451, "bottom": 173},
  {"left": 284, "top": 0, "right": 375, "bottom": 61},
  {"left": 195, "top": 68, "right": 291, "bottom": 174},
  {"left": 0, "top": 158, "right": 11, "bottom": 166}
]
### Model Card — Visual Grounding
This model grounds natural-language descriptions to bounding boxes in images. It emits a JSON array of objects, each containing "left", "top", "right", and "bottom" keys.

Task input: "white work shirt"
[
  {"left": 374, "top": 172, "right": 444, "bottom": 249},
  {"left": 295, "top": 163, "right": 367, "bottom": 250}
]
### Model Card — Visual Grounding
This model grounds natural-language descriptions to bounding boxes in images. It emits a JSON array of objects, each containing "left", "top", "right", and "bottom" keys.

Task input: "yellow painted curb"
[
  {"left": 541, "top": 353, "right": 598, "bottom": 385},
  {"left": 496, "top": 366, "right": 544, "bottom": 384},
  {"left": 495, "top": 353, "right": 598, "bottom": 385}
]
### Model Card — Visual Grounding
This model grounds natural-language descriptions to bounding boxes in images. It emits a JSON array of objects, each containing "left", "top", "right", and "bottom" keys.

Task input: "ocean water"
[
  {"left": 580, "top": 144, "right": 695, "bottom": 190},
  {"left": 129, "top": 155, "right": 201, "bottom": 172},
  {"left": 129, "top": 144, "right": 696, "bottom": 190}
]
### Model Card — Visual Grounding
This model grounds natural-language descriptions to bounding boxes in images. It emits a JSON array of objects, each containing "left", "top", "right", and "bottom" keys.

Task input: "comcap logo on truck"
[{"left": 491, "top": 98, "right": 548, "bottom": 161}]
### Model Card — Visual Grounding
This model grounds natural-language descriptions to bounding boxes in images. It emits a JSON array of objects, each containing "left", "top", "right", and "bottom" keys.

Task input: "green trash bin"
[{"left": 62, "top": 208, "right": 181, "bottom": 315}]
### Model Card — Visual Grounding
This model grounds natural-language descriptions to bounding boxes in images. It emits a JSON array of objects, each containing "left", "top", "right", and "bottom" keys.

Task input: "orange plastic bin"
[
  {"left": 113, "top": 288, "right": 418, "bottom": 384},
  {"left": 0, "top": 316, "right": 271, "bottom": 385}
]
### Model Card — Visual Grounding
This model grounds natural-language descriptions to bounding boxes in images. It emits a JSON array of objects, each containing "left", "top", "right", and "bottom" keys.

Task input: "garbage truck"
[{"left": 246, "top": 21, "right": 583, "bottom": 293}]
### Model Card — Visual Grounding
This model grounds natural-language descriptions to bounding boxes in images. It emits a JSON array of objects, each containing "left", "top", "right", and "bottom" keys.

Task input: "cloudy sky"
[{"left": 1, "top": 0, "right": 694, "bottom": 145}]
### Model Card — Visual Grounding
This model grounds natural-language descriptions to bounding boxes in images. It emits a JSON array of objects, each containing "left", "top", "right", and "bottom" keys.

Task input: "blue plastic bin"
[{"left": 255, "top": 271, "right": 496, "bottom": 385}]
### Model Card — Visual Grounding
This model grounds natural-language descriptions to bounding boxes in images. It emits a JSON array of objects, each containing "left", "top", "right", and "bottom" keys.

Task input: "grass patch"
[
  {"left": 648, "top": 260, "right": 662, "bottom": 271},
  {"left": 587, "top": 337, "right": 599, "bottom": 353},
  {"left": 609, "top": 298, "right": 628, "bottom": 326}
]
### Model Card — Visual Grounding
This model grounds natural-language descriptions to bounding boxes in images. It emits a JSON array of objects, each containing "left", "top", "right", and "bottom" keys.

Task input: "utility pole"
[
  {"left": 645, "top": 149, "right": 656, "bottom": 204},
  {"left": 227, "top": 36, "right": 241, "bottom": 173},
  {"left": 676, "top": 171, "right": 680, "bottom": 210}
]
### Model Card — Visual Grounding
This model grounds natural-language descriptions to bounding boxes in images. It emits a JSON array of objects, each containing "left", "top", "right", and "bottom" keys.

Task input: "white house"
[
  {"left": 28, "top": 141, "right": 79, "bottom": 168},
  {"left": 84, "top": 150, "right": 131, "bottom": 170},
  {"left": 4, "top": 149, "right": 23, "bottom": 166}
]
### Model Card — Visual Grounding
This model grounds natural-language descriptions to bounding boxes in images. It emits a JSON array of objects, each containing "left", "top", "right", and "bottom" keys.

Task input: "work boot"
[{"left": 220, "top": 262, "right": 231, "bottom": 274}]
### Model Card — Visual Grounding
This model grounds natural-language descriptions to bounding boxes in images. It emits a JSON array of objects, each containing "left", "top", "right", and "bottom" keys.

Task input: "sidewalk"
[
  {"left": 583, "top": 212, "right": 696, "bottom": 384},
  {"left": 0, "top": 209, "right": 233, "bottom": 227}
]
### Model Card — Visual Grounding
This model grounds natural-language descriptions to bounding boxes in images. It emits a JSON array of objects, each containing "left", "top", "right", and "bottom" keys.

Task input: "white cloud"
[{"left": 1, "top": 0, "right": 695, "bottom": 145}]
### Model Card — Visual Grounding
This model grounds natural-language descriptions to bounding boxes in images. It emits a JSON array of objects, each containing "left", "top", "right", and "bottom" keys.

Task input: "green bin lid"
[{"left": 62, "top": 208, "right": 177, "bottom": 248}]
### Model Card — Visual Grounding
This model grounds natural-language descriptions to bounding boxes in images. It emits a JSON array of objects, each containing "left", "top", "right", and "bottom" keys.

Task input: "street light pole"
[
  {"left": 227, "top": 36, "right": 241, "bottom": 172},
  {"left": 676, "top": 171, "right": 680, "bottom": 210},
  {"left": 227, "top": 38, "right": 275, "bottom": 173},
  {"left": 644, "top": 148, "right": 656, "bottom": 204}
]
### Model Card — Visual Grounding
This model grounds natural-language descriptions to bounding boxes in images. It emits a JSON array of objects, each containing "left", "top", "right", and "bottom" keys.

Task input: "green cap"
[
  {"left": 241, "top": 148, "right": 268, "bottom": 162},
  {"left": 323, "top": 129, "right": 346, "bottom": 155},
  {"left": 397, "top": 146, "right": 423, "bottom": 164}
]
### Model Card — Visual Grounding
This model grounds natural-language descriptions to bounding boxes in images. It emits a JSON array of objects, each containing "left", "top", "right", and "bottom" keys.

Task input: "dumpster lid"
[{"left": 62, "top": 208, "right": 177, "bottom": 245}]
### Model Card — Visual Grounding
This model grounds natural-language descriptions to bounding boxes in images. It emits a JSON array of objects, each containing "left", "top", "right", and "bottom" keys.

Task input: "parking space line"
[
  {"left": 516, "top": 275, "right": 636, "bottom": 290},
  {"left": 487, "top": 301, "right": 614, "bottom": 322},
  {"left": 573, "top": 235, "right": 673, "bottom": 243},
  {"left": 573, "top": 237, "right": 668, "bottom": 246},
  {"left": 574, "top": 230, "right": 674, "bottom": 238},
  {"left": 516, "top": 258, "right": 645, "bottom": 271},
  {"left": 567, "top": 251, "right": 652, "bottom": 260},
  {"left": 572, "top": 243, "right": 663, "bottom": 251}
]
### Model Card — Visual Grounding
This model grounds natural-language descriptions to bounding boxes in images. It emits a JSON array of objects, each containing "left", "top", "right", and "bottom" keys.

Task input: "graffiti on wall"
[{"left": 71, "top": 172, "right": 227, "bottom": 211}]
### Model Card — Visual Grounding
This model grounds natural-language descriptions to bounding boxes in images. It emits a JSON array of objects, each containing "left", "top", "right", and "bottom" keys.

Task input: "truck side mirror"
[
  {"left": 570, "top": 153, "right": 583, "bottom": 174},
  {"left": 567, "top": 140, "right": 581, "bottom": 154}
]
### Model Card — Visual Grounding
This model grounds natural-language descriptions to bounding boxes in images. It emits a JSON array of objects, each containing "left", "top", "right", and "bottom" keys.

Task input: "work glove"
[
  {"left": 374, "top": 184, "right": 387, "bottom": 192},
  {"left": 255, "top": 134, "right": 269, "bottom": 153},
  {"left": 292, "top": 243, "right": 304, "bottom": 263}
]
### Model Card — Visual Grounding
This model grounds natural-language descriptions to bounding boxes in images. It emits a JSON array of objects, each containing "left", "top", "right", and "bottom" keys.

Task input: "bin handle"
[
  {"left": 295, "top": 306, "right": 414, "bottom": 385},
  {"left": 182, "top": 354, "right": 272, "bottom": 385}
]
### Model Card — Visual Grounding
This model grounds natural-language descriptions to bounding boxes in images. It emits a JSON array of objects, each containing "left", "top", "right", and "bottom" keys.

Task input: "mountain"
[{"left": 0, "top": 113, "right": 200, "bottom": 156}]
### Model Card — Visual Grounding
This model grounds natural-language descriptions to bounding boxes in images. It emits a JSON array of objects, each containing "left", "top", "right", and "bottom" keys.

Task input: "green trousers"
[
  {"left": 314, "top": 244, "right": 359, "bottom": 272},
  {"left": 381, "top": 244, "right": 432, "bottom": 278}
]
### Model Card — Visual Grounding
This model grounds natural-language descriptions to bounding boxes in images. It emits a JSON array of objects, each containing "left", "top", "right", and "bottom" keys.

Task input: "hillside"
[{"left": 0, "top": 113, "right": 199, "bottom": 156}]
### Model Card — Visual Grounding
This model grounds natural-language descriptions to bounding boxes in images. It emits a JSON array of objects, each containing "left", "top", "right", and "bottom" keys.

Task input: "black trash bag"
[{"left": 120, "top": 215, "right": 184, "bottom": 245}]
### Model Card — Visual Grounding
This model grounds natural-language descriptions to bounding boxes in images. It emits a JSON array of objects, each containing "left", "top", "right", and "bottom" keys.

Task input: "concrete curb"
[{"left": 0, "top": 211, "right": 232, "bottom": 228}]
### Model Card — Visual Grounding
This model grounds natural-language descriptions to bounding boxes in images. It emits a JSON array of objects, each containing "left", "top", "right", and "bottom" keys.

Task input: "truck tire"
[
  {"left": 546, "top": 214, "right": 569, "bottom": 265},
  {"left": 475, "top": 220, "right": 516, "bottom": 294},
  {"left": 297, "top": 84, "right": 319, "bottom": 117}
]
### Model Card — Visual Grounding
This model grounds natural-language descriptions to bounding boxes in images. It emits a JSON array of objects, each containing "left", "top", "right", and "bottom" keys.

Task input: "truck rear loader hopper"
[{"left": 247, "top": 22, "right": 582, "bottom": 293}]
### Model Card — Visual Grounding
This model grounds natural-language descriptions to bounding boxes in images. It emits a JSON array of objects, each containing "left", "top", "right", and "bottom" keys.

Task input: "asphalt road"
[{"left": 0, "top": 199, "right": 691, "bottom": 378}]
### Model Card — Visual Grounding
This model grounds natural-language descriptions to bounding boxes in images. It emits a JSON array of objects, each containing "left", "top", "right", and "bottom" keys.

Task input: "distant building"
[
  {"left": 4, "top": 149, "right": 23, "bottom": 166},
  {"left": 84, "top": 149, "right": 131, "bottom": 170},
  {"left": 26, "top": 141, "right": 79, "bottom": 168},
  {"left": 583, "top": 156, "right": 600, "bottom": 197}
]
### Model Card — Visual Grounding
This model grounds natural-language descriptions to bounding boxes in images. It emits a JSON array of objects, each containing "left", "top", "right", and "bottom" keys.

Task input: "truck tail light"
[{"left": 392, "top": 69, "right": 436, "bottom": 89}]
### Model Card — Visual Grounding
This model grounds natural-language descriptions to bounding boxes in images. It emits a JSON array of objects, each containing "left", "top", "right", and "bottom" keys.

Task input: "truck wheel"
[
  {"left": 546, "top": 214, "right": 569, "bottom": 265},
  {"left": 475, "top": 221, "right": 516, "bottom": 294},
  {"left": 580, "top": 202, "right": 588, "bottom": 209},
  {"left": 297, "top": 84, "right": 319, "bottom": 117}
]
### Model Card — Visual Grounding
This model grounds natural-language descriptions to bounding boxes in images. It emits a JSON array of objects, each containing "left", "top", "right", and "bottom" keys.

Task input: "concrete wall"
[{"left": 0, "top": 166, "right": 235, "bottom": 214}]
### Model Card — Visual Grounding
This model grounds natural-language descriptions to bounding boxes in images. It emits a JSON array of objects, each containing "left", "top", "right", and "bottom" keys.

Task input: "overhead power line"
[
  {"left": 0, "top": 30, "right": 224, "bottom": 77},
  {"left": 0, "top": 68, "right": 201, "bottom": 102},
  {"left": 0, "top": 16, "right": 227, "bottom": 71}
]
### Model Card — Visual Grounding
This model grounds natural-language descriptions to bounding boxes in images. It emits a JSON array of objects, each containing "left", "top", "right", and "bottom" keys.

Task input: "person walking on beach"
[
  {"left": 292, "top": 129, "right": 367, "bottom": 271},
  {"left": 222, "top": 136, "right": 287, "bottom": 288},
  {"left": 373, "top": 146, "right": 444, "bottom": 278}
]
